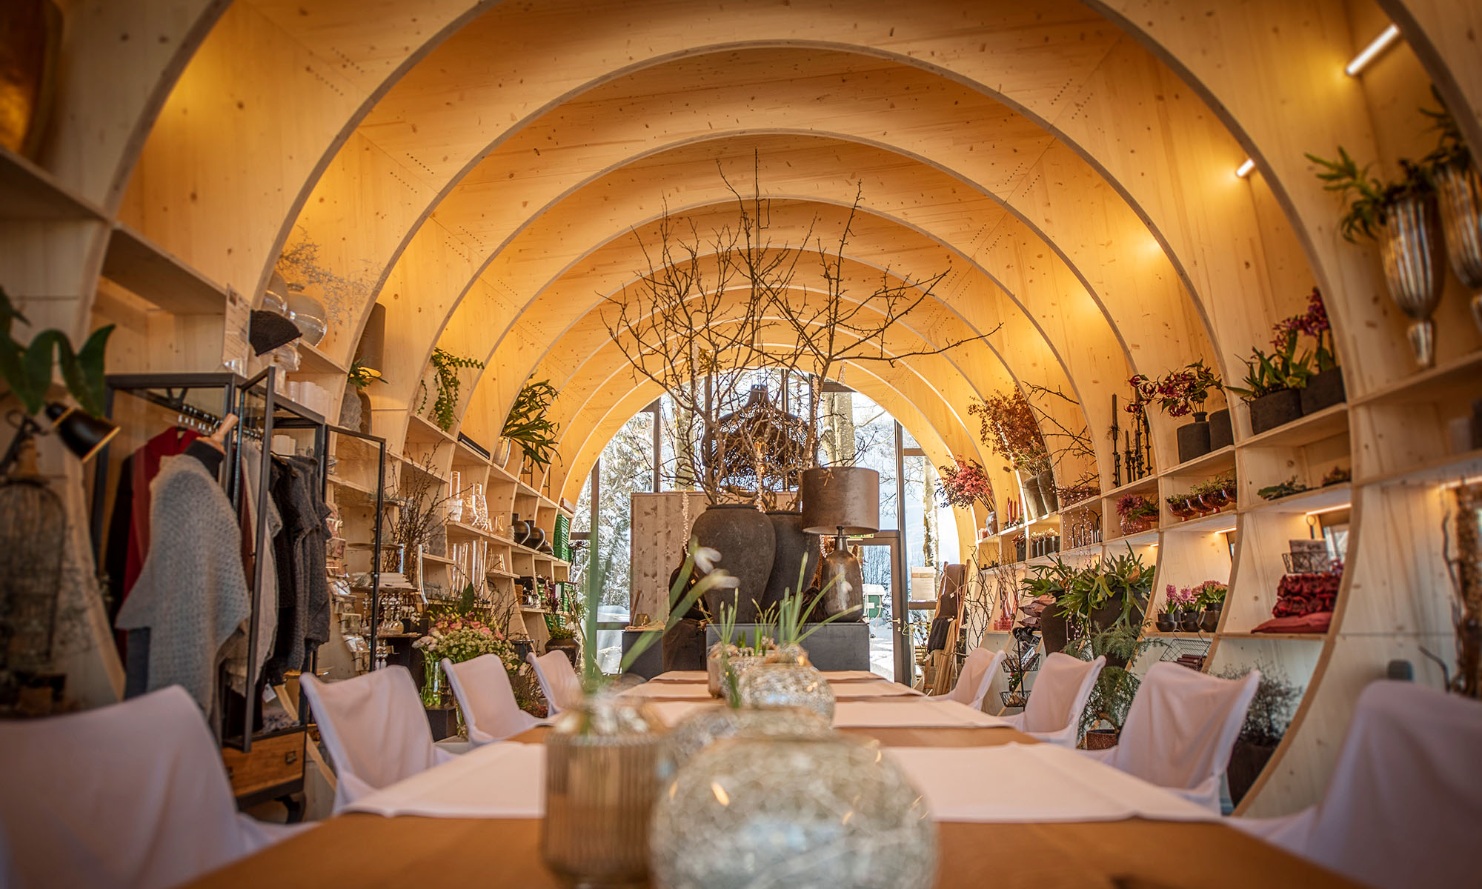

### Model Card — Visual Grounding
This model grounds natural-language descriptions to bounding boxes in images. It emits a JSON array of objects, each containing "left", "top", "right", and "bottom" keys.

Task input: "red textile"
[
  {"left": 1251, "top": 612, "right": 1332, "bottom": 635},
  {"left": 124, "top": 428, "right": 201, "bottom": 598}
]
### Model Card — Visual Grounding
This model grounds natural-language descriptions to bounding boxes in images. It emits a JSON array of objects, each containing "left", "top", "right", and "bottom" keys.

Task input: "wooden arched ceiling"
[{"left": 118, "top": 0, "right": 1342, "bottom": 481}]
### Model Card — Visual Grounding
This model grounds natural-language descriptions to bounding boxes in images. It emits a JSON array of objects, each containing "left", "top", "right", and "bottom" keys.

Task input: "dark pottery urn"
[
  {"left": 1208, "top": 408, "right": 1234, "bottom": 450},
  {"left": 689, "top": 503, "right": 775, "bottom": 622},
  {"left": 1176, "top": 413, "right": 1212, "bottom": 464},
  {"left": 1039, "top": 608, "right": 1069, "bottom": 654},
  {"left": 1038, "top": 470, "right": 1060, "bottom": 513},
  {"left": 1155, "top": 613, "right": 1175, "bottom": 633},
  {"left": 1199, "top": 605, "right": 1222, "bottom": 633},
  {"left": 511, "top": 514, "right": 533, "bottom": 547},
  {"left": 761, "top": 510, "right": 821, "bottom": 611},
  {"left": 1179, "top": 611, "right": 1202, "bottom": 633},
  {"left": 545, "top": 636, "right": 580, "bottom": 667},
  {"left": 1248, "top": 389, "right": 1303, "bottom": 435},
  {"left": 1299, "top": 368, "right": 1347, "bottom": 415},
  {"left": 1227, "top": 739, "right": 1279, "bottom": 805}
]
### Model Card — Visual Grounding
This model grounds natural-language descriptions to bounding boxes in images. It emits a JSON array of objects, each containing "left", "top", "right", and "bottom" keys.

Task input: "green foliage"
[
  {"left": 422, "top": 348, "right": 484, "bottom": 432},
  {"left": 1217, "top": 664, "right": 1301, "bottom": 746},
  {"left": 1225, "top": 330, "right": 1312, "bottom": 402},
  {"left": 1256, "top": 476, "right": 1309, "bottom": 501},
  {"left": 347, "top": 360, "right": 383, "bottom": 390},
  {"left": 502, "top": 378, "right": 560, "bottom": 468},
  {"left": 1055, "top": 547, "right": 1154, "bottom": 626},
  {"left": 0, "top": 287, "right": 113, "bottom": 417}
]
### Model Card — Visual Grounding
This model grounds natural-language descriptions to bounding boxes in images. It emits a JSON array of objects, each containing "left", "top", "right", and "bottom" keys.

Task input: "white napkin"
[
  {"left": 343, "top": 742, "right": 545, "bottom": 819},
  {"left": 648, "top": 671, "right": 709, "bottom": 683},
  {"left": 885, "top": 744, "right": 1219, "bottom": 823},
  {"left": 832, "top": 700, "right": 1011, "bottom": 728},
  {"left": 622, "top": 682, "right": 717, "bottom": 699}
]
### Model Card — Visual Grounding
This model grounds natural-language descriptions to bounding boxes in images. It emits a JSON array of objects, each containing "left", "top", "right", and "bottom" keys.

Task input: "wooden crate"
[{"left": 222, "top": 728, "right": 306, "bottom": 801}]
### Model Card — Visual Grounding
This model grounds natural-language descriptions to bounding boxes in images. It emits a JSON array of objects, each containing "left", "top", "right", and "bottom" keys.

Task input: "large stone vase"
[
  {"left": 1380, "top": 192, "right": 1447, "bottom": 368},
  {"left": 761, "top": 510, "right": 821, "bottom": 611},
  {"left": 690, "top": 504, "right": 774, "bottom": 621}
]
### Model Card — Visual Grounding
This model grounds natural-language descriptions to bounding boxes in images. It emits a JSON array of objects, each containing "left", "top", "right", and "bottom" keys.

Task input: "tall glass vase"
[
  {"left": 542, "top": 688, "right": 662, "bottom": 888},
  {"left": 1435, "top": 157, "right": 1482, "bottom": 333},
  {"left": 420, "top": 652, "right": 444, "bottom": 708},
  {"left": 1380, "top": 192, "right": 1447, "bottom": 368}
]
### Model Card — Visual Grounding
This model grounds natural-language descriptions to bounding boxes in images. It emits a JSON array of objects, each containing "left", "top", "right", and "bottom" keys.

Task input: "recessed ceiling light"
[
  {"left": 1235, "top": 158, "right": 1256, "bottom": 179},
  {"left": 1346, "top": 24, "right": 1401, "bottom": 76}
]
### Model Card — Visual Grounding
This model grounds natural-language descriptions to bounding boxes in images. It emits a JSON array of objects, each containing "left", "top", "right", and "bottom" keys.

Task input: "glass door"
[{"left": 851, "top": 531, "right": 911, "bottom": 683}]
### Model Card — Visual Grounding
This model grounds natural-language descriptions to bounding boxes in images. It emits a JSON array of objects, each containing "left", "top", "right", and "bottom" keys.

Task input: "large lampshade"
[
  {"left": 800, "top": 467, "right": 880, "bottom": 535},
  {"left": 45, "top": 403, "right": 118, "bottom": 463},
  {"left": 354, "top": 302, "right": 387, "bottom": 376}
]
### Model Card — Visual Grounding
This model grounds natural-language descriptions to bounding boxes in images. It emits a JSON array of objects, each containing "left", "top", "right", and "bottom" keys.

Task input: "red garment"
[
  {"left": 1251, "top": 612, "right": 1332, "bottom": 634},
  {"left": 123, "top": 428, "right": 200, "bottom": 599}
]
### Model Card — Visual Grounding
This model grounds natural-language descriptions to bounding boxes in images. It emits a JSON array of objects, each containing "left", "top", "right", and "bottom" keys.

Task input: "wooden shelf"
[
  {"left": 0, "top": 146, "right": 104, "bottom": 220},
  {"left": 406, "top": 413, "right": 456, "bottom": 446},
  {"left": 1142, "top": 631, "right": 1215, "bottom": 641},
  {"left": 1353, "top": 350, "right": 1482, "bottom": 408},
  {"left": 102, "top": 223, "right": 226, "bottom": 314},
  {"left": 1218, "top": 632, "right": 1328, "bottom": 641},
  {"left": 420, "top": 552, "right": 455, "bottom": 566},
  {"left": 487, "top": 568, "right": 520, "bottom": 580},
  {"left": 1240, "top": 403, "right": 1349, "bottom": 449},
  {"left": 446, "top": 520, "right": 500, "bottom": 541},
  {"left": 1240, "top": 482, "right": 1351, "bottom": 517},
  {"left": 1101, "top": 474, "right": 1159, "bottom": 501},
  {"left": 1357, "top": 447, "right": 1482, "bottom": 488},
  {"left": 1102, "top": 528, "right": 1159, "bottom": 549},
  {"left": 1163, "top": 444, "right": 1235, "bottom": 477},
  {"left": 295, "top": 342, "right": 348, "bottom": 375},
  {"left": 390, "top": 452, "right": 448, "bottom": 485},
  {"left": 1161, "top": 509, "right": 1238, "bottom": 535},
  {"left": 327, "top": 474, "right": 377, "bottom": 498}
]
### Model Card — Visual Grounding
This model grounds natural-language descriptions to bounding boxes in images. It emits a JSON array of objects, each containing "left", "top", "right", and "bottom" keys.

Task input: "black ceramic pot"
[
  {"left": 525, "top": 525, "right": 547, "bottom": 551},
  {"left": 761, "top": 510, "right": 821, "bottom": 612},
  {"left": 511, "top": 514, "right": 532, "bottom": 547},
  {"left": 689, "top": 504, "right": 775, "bottom": 621},
  {"left": 1300, "top": 368, "right": 1347, "bottom": 415},
  {"left": 1227, "top": 739, "right": 1278, "bottom": 805},
  {"left": 1176, "top": 414, "right": 1212, "bottom": 464},
  {"left": 1248, "top": 389, "right": 1303, "bottom": 435},
  {"left": 1208, "top": 408, "right": 1234, "bottom": 450},
  {"left": 1179, "top": 611, "right": 1202, "bottom": 632},
  {"left": 1039, "top": 609, "right": 1069, "bottom": 654},
  {"left": 545, "top": 636, "right": 579, "bottom": 667},
  {"left": 1155, "top": 614, "right": 1175, "bottom": 633},
  {"left": 1200, "top": 606, "right": 1222, "bottom": 633}
]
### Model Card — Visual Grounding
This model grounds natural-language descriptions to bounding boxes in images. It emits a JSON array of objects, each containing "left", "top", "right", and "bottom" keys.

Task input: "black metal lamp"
[{"left": 0, "top": 402, "right": 119, "bottom": 478}]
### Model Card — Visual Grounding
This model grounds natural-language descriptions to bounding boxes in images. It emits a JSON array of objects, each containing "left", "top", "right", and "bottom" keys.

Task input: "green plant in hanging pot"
[
  {"left": 502, "top": 377, "right": 559, "bottom": 475},
  {"left": 1307, "top": 145, "right": 1445, "bottom": 368},
  {"left": 418, "top": 348, "right": 483, "bottom": 432}
]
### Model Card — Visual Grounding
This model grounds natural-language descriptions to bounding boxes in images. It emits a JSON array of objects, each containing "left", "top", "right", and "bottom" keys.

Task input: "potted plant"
[
  {"left": 1021, "top": 557, "right": 1077, "bottom": 653},
  {"left": 1277, "top": 288, "right": 1346, "bottom": 414},
  {"left": 1069, "top": 623, "right": 1150, "bottom": 748},
  {"left": 1116, "top": 493, "right": 1158, "bottom": 536},
  {"left": 1196, "top": 580, "right": 1227, "bottom": 632},
  {"left": 339, "top": 359, "right": 381, "bottom": 434},
  {"left": 1257, "top": 476, "right": 1309, "bottom": 501},
  {"left": 419, "top": 347, "right": 484, "bottom": 432},
  {"left": 502, "top": 377, "right": 560, "bottom": 474},
  {"left": 544, "top": 614, "right": 580, "bottom": 666},
  {"left": 1129, "top": 359, "right": 1223, "bottom": 463},
  {"left": 1308, "top": 147, "right": 1445, "bottom": 368},
  {"left": 1226, "top": 325, "right": 1311, "bottom": 434},
  {"left": 1217, "top": 665, "right": 1301, "bottom": 805}
]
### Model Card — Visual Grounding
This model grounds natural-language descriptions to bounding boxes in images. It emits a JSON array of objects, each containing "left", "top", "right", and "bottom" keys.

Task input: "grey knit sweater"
[{"left": 115, "top": 453, "right": 251, "bottom": 714}]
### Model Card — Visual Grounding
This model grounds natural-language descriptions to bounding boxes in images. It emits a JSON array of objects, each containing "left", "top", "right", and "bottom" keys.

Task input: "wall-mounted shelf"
[
  {"left": 0, "top": 145, "right": 105, "bottom": 220},
  {"left": 101, "top": 223, "right": 226, "bottom": 314}
]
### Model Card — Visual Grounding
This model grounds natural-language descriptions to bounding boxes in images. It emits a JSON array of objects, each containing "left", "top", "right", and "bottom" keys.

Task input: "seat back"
[
  {"left": 1022, "top": 653, "right": 1105, "bottom": 735},
  {"left": 1300, "top": 681, "right": 1482, "bottom": 889},
  {"left": 442, "top": 654, "right": 538, "bottom": 743},
  {"left": 0, "top": 686, "right": 257, "bottom": 889},
  {"left": 941, "top": 647, "right": 1006, "bottom": 710},
  {"left": 1109, "top": 662, "right": 1258, "bottom": 807},
  {"left": 528, "top": 650, "right": 584, "bottom": 715},
  {"left": 299, "top": 666, "right": 442, "bottom": 811}
]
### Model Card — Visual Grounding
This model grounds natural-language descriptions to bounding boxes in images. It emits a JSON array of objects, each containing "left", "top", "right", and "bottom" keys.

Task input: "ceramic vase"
[
  {"left": 761, "top": 510, "right": 821, "bottom": 611},
  {"left": 689, "top": 504, "right": 775, "bottom": 622},
  {"left": 1435, "top": 157, "right": 1482, "bottom": 333}
]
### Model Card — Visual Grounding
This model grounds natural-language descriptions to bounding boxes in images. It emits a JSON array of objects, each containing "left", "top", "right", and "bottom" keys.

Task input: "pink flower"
[{"left": 478, "top": 626, "right": 492, "bottom": 636}]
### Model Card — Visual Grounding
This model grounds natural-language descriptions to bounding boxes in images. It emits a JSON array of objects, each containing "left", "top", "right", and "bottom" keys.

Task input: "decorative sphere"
[
  {"left": 650, "top": 733, "right": 937, "bottom": 889},
  {"left": 664, "top": 704, "right": 831, "bottom": 770},
  {"left": 738, "top": 661, "right": 836, "bottom": 721}
]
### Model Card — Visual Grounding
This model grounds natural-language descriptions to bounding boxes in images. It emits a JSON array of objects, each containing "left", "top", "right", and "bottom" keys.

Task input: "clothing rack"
[{"left": 91, "top": 368, "right": 333, "bottom": 753}]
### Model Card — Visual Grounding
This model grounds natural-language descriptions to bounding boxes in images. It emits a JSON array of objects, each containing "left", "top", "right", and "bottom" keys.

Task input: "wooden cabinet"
[{"left": 221, "top": 728, "right": 306, "bottom": 805}]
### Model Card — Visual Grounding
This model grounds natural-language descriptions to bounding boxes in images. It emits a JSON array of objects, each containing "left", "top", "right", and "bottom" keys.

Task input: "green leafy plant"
[
  {"left": 420, "top": 348, "right": 484, "bottom": 432},
  {"left": 1055, "top": 547, "right": 1154, "bottom": 628},
  {"left": 1128, "top": 359, "right": 1223, "bottom": 418},
  {"left": 1256, "top": 476, "right": 1309, "bottom": 501},
  {"left": 1217, "top": 664, "right": 1301, "bottom": 746},
  {"left": 1225, "top": 326, "right": 1313, "bottom": 401},
  {"left": 0, "top": 287, "right": 113, "bottom": 417},
  {"left": 1306, "top": 148, "right": 1434, "bottom": 243},
  {"left": 347, "top": 359, "right": 383, "bottom": 390},
  {"left": 502, "top": 378, "right": 560, "bottom": 468},
  {"left": 545, "top": 614, "right": 575, "bottom": 641}
]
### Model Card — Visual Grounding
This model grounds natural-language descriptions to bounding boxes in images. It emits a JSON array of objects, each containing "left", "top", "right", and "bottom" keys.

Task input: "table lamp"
[{"left": 800, "top": 466, "right": 879, "bottom": 621}]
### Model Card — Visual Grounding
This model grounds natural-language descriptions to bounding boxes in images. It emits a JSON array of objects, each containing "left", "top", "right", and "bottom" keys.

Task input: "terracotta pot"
[
  {"left": 1176, "top": 414, "right": 1212, "bottom": 464},
  {"left": 1083, "top": 728, "right": 1119, "bottom": 750},
  {"left": 689, "top": 504, "right": 775, "bottom": 622},
  {"left": 1299, "top": 368, "right": 1347, "bottom": 415},
  {"left": 1248, "top": 389, "right": 1302, "bottom": 435}
]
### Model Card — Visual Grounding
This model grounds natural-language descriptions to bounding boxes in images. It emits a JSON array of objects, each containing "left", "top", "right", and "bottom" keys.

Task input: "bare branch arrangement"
[
  {"left": 386, "top": 448, "right": 459, "bottom": 587},
  {"left": 1021, "top": 382, "right": 1100, "bottom": 504},
  {"left": 602, "top": 157, "right": 996, "bottom": 507}
]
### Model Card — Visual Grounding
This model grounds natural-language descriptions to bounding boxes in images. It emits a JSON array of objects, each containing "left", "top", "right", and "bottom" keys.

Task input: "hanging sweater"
[{"left": 115, "top": 453, "right": 251, "bottom": 715}]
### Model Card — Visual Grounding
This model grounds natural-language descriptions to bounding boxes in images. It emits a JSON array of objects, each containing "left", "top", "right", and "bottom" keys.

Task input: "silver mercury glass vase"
[
  {"left": 1379, "top": 191, "right": 1448, "bottom": 368},
  {"left": 1435, "top": 156, "right": 1482, "bottom": 333},
  {"left": 737, "top": 644, "right": 836, "bottom": 721},
  {"left": 541, "top": 688, "right": 663, "bottom": 888}
]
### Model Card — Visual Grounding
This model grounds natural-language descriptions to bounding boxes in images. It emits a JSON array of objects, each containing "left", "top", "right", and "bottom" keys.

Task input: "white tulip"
[{"left": 694, "top": 546, "right": 722, "bottom": 573}]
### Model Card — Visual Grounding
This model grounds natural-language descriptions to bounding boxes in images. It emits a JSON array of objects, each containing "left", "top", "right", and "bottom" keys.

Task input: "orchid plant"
[{"left": 1128, "top": 359, "right": 1222, "bottom": 419}]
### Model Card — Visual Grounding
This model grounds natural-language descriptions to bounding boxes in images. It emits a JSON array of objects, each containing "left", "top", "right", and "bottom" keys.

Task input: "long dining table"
[{"left": 189, "top": 671, "right": 1357, "bottom": 888}]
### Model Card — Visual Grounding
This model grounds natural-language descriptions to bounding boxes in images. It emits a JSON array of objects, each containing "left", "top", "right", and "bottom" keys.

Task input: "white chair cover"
[
  {"left": 0, "top": 686, "right": 302, "bottom": 889},
  {"left": 1088, "top": 662, "right": 1258, "bottom": 812},
  {"left": 442, "top": 655, "right": 546, "bottom": 744},
  {"left": 936, "top": 647, "right": 1006, "bottom": 711},
  {"left": 1234, "top": 681, "right": 1482, "bottom": 889},
  {"left": 527, "top": 650, "right": 584, "bottom": 715},
  {"left": 299, "top": 666, "right": 454, "bottom": 812},
  {"left": 1001, "top": 653, "right": 1106, "bottom": 746}
]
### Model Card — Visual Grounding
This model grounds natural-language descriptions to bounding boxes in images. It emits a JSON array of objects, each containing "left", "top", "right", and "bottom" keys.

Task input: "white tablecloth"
[
  {"left": 342, "top": 742, "right": 546, "bottom": 818},
  {"left": 886, "top": 744, "right": 1219, "bottom": 823},
  {"left": 622, "top": 682, "right": 718, "bottom": 699},
  {"left": 647, "top": 671, "right": 709, "bottom": 683},
  {"left": 831, "top": 700, "right": 1010, "bottom": 728},
  {"left": 832, "top": 683, "right": 922, "bottom": 699}
]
